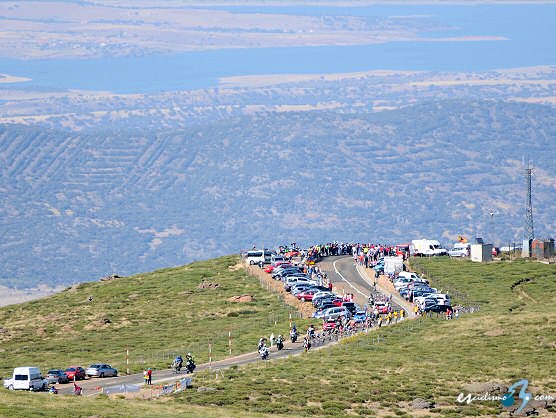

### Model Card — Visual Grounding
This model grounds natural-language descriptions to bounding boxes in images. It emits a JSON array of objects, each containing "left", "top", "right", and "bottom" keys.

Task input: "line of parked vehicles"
[
  {"left": 3, "top": 364, "right": 118, "bottom": 392},
  {"left": 388, "top": 270, "right": 452, "bottom": 313},
  {"left": 268, "top": 261, "right": 367, "bottom": 326}
]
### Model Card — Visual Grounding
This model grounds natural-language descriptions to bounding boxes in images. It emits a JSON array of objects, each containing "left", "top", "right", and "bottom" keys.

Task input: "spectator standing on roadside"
[
  {"left": 270, "top": 333, "right": 275, "bottom": 347},
  {"left": 393, "top": 310, "right": 398, "bottom": 323},
  {"left": 455, "top": 309, "right": 459, "bottom": 319},
  {"left": 400, "top": 309, "right": 405, "bottom": 321},
  {"left": 147, "top": 368, "right": 152, "bottom": 385},
  {"left": 143, "top": 370, "right": 148, "bottom": 385}
]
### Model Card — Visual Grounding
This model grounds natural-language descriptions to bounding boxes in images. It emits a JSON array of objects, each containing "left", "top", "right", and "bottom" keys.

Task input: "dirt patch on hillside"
[
  {"left": 484, "top": 328, "right": 504, "bottom": 337},
  {"left": 228, "top": 295, "right": 253, "bottom": 303},
  {"left": 228, "top": 263, "right": 244, "bottom": 271}
]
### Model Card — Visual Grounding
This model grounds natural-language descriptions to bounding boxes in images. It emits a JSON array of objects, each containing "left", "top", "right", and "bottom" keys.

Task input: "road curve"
[{"left": 57, "top": 256, "right": 400, "bottom": 396}]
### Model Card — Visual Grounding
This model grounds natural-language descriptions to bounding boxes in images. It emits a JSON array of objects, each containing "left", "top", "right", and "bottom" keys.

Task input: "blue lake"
[{"left": 1, "top": 4, "right": 555, "bottom": 94}]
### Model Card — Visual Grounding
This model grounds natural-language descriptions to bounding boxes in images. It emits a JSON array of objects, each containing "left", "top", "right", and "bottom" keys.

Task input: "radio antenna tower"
[{"left": 524, "top": 162, "right": 534, "bottom": 240}]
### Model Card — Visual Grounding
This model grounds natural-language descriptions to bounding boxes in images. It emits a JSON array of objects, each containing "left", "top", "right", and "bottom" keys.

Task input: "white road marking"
[{"left": 332, "top": 258, "right": 369, "bottom": 299}]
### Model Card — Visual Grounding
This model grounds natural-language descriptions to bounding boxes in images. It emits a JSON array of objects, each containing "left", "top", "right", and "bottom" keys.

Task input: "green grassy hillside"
[
  {"left": 0, "top": 256, "right": 298, "bottom": 377},
  {"left": 175, "top": 258, "right": 556, "bottom": 417},
  {"left": 0, "top": 390, "right": 284, "bottom": 418},
  {"left": 1, "top": 257, "right": 554, "bottom": 417}
]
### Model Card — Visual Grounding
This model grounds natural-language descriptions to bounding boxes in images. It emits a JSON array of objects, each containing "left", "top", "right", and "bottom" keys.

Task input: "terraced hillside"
[{"left": 1, "top": 100, "right": 556, "bottom": 287}]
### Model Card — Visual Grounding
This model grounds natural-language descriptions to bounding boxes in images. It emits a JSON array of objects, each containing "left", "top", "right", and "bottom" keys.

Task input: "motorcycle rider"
[
  {"left": 185, "top": 352, "right": 196, "bottom": 373},
  {"left": 290, "top": 328, "right": 298, "bottom": 343},
  {"left": 276, "top": 334, "right": 284, "bottom": 350},
  {"left": 174, "top": 355, "right": 183, "bottom": 371},
  {"left": 259, "top": 343, "right": 269, "bottom": 360}
]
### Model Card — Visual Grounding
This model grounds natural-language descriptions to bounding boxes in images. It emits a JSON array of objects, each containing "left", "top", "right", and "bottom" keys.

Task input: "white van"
[
  {"left": 3, "top": 367, "right": 48, "bottom": 391},
  {"left": 411, "top": 239, "right": 448, "bottom": 256},
  {"left": 245, "top": 250, "right": 272, "bottom": 265}
]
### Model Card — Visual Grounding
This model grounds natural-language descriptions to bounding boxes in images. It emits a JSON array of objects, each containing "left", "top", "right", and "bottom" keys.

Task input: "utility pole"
[
  {"left": 524, "top": 164, "right": 534, "bottom": 240},
  {"left": 489, "top": 212, "right": 499, "bottom": 245}
]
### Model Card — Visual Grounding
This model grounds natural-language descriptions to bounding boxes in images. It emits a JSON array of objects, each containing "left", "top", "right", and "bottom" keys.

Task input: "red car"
[
  {"left": 264, "top": 262, "right": 291, "bottom": 273},
  {"left": 374, "top": 302, "right": 389, "bottom": 314},
  {"left": 65, "top": 366, "right": 86, "bottom": 381},
  {"left": 296, "top": 289, "right": 318, "bottom": 302},
  {"left": 285, "top": 250, "right": 300, "bottom": 258},
  {"left": 331, "top": 298, "right": 345, "bottom": 307}
]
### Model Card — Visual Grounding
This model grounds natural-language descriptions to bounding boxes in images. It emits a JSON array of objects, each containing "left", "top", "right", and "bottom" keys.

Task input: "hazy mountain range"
[{"left": 1, "top": 97, "right": 555, "bottom": 288}]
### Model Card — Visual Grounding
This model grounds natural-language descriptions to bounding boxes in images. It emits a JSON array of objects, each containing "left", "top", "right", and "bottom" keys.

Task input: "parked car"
[
  {"left": 64, "top": 366, "right": 86, "bottom": 381},
  {"left": 273, "top": 268, "right": 304, "bottom": 280},
  {"left": 315, "top": 306, "right": 352, "bottom": 320},
  {"left": 291, "top": 283, "right": 314, "bottom": 295},
  {"left": 85, "top": 364, "right": 118, "bottom": 378},
  {"left": 281, "top": 273, "right": 309, "bottom": 283},
  {"left": 296, "top": 289, "right": 319, "bottom": 302},
  {"left": 268, "top": 263, "right": 292, "bottom": 274},
  {"left": 45, "top": 369, "right": 69, "bottom": 385},
  {"left": 314, "top": 300, "right": 335, "bottom": 310},
  {"left": 416, "top": 293, "right": 451, "bottom": 307},
  {"left": 393, "top": 277, "right": 413, "bottom": 291},
  {"left": 448, "top": 247, "right": 469, "bottom": 257},
  {"left": 284, "top": 277, "right": 313, "bottom": 291},
  {"left": 397, "top": 271, "right": 421, "bottom": 280},
  {"left": 312, "top": 291, "right": 334, "bottom": 302},
  {"left": 3, "top": 367, "right": 48, "bottom": 391},
  {"left": 423, "top": 304, "right": 452, "bottom": 313},
  {"left": 312, "top": 293, "right": 338, "bottom": 307}
]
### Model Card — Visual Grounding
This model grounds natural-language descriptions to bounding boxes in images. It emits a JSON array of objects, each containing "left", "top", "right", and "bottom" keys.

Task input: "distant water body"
[{"left": 1, "top": 4, "right": 555, "bottom": 94}]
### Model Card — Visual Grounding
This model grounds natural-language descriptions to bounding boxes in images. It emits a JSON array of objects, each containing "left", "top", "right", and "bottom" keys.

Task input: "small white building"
[{"left": 471, "top": 244, "right": 493, "bottom": 262}]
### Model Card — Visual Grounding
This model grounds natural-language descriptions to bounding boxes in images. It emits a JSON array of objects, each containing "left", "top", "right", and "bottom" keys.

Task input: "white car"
[
  {"left": 448, "top": 247, "right": 468, "bottom": 257},
  {"left": 312, "top": 291, "right": 334, "bottom": 301},
  {"left": 397, "top": 271, "right": 421, "bottom": 280},
  {"left": 415, "top": 293, "right": 451, "bottom": 307},
  {"left": 393, "top": 277, "right": 413, "bottom": 291}
]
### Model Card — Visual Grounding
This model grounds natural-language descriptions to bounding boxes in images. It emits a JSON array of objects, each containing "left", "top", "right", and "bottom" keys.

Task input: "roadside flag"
[{"left": 458, "top": 236, "right": 468, "bottom": 243}]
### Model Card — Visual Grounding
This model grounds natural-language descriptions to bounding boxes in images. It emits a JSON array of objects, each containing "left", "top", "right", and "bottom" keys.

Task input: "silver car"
[
  {"left": 314, "top": 306, "right": 352, "bottom": 320},
  {"left": 85, "top": 364, "right": 118, "bottom": 378}
]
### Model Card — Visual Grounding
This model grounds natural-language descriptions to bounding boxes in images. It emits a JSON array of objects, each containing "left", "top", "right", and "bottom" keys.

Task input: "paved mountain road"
[{"left": 57, "top": 256, "right": 402, "bottom": 396}]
